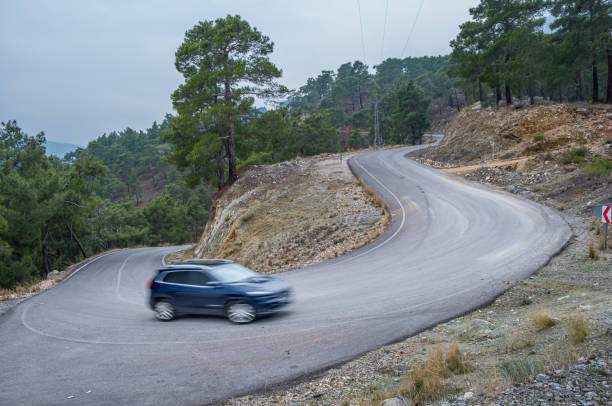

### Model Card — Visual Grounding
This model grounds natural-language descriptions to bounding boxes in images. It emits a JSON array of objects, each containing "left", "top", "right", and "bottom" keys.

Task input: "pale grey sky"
[{"left": 0, "top": 0, "right": 479, "bottom": 145}]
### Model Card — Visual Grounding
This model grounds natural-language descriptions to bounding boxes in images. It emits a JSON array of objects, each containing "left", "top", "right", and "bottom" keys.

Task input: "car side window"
[
  {"left": 163, "top": 271, "right": 191, "bottom": 284},
  {"left": 187, "top": 271, "right": 212, "bottom": 286},
  {"left": 163, "top": 270, "right": 212, "bottom": 286}
]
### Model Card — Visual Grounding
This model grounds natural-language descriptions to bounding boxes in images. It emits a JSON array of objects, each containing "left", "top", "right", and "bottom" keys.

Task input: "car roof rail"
[
  {"left": 157, "top": 264, "right": 212, "bottom": 272},
  {"left": 178, "top": 259, "right": 234, "bottom": 266}
]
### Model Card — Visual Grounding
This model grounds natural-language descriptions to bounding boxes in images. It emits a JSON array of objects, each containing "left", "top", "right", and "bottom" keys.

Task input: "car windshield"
[{"left": 208, "top": 263, "right": 257, "bottom": 283}]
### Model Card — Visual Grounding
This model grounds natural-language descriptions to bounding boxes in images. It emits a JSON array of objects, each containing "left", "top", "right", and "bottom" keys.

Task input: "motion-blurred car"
[{"left": 147, "top": 259, "right": 291, "bottom": 323}]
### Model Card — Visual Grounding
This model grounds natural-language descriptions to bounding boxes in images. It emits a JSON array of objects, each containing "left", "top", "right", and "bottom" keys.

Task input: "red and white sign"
[{"left": 603, "top": 206, "right": 611, "bottom": 224}]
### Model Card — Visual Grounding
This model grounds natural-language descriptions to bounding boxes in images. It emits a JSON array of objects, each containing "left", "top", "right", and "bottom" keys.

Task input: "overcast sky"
[{"left": 0, "top": 0, "right": 479, "bottom": 145}]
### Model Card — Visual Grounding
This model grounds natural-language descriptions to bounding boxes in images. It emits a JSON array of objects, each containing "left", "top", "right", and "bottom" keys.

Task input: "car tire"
[
  {"left": 154, "top": 300, "right": 175, "bottom": 321},
  {"left": 226, "top": 301, "right": 256, "bottom": 324}
]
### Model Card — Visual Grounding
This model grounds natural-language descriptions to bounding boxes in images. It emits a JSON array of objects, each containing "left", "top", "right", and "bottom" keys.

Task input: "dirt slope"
[
  {"left": 183, "top": 153, "right": 388, "bottom": 273},
  {"left": 415, "top": 102, "right": 611, "bottom": 166}
]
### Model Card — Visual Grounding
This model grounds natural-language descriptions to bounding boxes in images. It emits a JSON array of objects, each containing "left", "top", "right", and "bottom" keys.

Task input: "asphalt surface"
[{"left": 0, "top": 143, "right": 571, "bottom": 405}]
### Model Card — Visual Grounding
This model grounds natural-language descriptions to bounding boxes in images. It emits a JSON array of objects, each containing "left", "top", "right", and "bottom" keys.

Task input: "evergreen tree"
[{"left": 167, "top": 15, "right": 287, "bottom": 187}]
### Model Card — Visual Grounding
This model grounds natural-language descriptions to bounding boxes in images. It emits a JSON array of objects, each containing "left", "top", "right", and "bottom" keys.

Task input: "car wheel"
[
  {"left": 226, "top": 301, "right": 256, "bottom": 324},
  {"left": 154, "top": 300, "right": 175, "bottom": 321}
]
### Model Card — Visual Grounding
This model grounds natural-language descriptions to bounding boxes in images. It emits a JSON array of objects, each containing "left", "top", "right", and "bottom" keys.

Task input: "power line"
[
  {"left": 380, "top": 0, "right": 389, "bottom": 58},
  {"left": 356, "top": 0, "right": 367, "bottom": 63},
  {"left": 400, "top": 0, "right": 425, "bottom": 58}
]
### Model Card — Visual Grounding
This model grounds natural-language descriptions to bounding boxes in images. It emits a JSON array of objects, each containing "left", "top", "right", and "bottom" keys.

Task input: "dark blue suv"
[{"left": 147, "top": 259, "right": 291, "bottom": 323}]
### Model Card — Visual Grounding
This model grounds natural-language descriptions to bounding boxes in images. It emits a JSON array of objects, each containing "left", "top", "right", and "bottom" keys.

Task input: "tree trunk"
[
  {"left": 214, "top": 94, "right": 225, "bottom": 189},
  {"left": 478, "top": 80, "right": 484, "bottom": 104},
  {"left": 505, "top": 82, "right": 512, "bottom": 105},
  {"left": 528, "top": 76, "right": 534, "bottom": 105},
  {"left": 224, "top": 81, "right": 238, "bottom": 184},
  {"left": 66, "top": 224, "right": 87, "bottom": 259},
  {"left": 606, "top": 48, "right": 612, "bottom": 104},
  {"left": 215, "top": 148, "right": 224, "bottom": 190},
  {"left": 592, "top": 53, "right": 599, "bottom": 103}
]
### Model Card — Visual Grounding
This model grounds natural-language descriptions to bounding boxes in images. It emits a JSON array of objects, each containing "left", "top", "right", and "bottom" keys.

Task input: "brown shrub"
[
  {"left": 566, "top": 315, "right": 592, "bottom": 344},
  {"left": 589, "top": 240, "right": 599, "bottom": 260},
  {"left": 399, "top": 347, "right": 446, "bottom": 402},
  {"left": 529, "top": 308, "right": 558, "bottom": 330},
  {"left": 445, "top": 341, "right": 471, "bottom": 374}
]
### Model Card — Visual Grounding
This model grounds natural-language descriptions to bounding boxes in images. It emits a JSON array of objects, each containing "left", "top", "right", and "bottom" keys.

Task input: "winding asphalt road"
[{"left": 0, "top": 143, "right": 571, "bottom": 405}]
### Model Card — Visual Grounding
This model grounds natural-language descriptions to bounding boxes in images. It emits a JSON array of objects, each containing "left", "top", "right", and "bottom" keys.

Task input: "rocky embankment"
[
  {"left": 415, "top": 102, "right": 611, "bottom": 166},
  {"left": 182, "top": 153, "right": 388, "bottom": 273}
]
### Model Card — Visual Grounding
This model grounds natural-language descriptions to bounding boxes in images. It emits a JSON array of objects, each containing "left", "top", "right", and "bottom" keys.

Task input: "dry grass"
[
  {"left": 446, "top": 340, "right": 471, "bottom": 374},
  {"left": 399, "top": 352, "right": 445, "bottom": 403},
  {"left": 505, "top": 329, "right": 535, "bottom": 352},
  {"left": 0, "top": 279, "right": 55, "bottom": 301},
  {"left": 528, "top": 308, "right": 558, "bottom": 330},
  {"left": 472, "top": 366, "right": 512, "bottom": 394},
  {"left": 589, "top": 240, "right": 599, "bottom": 260},
  {"left": 566, "top": 314, "right": 592, "bottom": 344},
  {"left": 398, "top": 342, "right": 471, "bottom": 403},
  {"left": 357, "top": 178, "right": 388, "bottom": 214},
  {"left": 545, "top": 342, "right": 582, "bottom": 370}
]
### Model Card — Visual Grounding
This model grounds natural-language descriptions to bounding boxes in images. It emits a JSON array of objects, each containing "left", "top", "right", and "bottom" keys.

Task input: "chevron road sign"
[
  {"left": 603, "top": 206, "right": 611, "bottom": 224},
  {"left": 594, "top": 204, "right": 612, "bottom": 223},
  {"left": 594, "top": 204, "right": 611, "bottom": 250}
]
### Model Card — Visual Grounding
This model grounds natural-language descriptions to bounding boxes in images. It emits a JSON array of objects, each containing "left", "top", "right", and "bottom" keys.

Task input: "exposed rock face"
[
  {"left": 414, "top": 103, "right": 612, "bottom": 166},
  {"left": 191, "top": 153, "right": 388, "bottom": 274}
]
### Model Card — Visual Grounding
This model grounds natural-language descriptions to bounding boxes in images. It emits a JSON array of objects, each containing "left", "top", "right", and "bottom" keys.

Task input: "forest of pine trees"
[{"left": 448, "top": 0, "right": 612, "bottom": 105}]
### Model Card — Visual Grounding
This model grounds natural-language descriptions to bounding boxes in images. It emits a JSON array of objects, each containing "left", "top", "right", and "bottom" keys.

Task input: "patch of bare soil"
[
  {"left": 179, "top": 153, "right": 388, "bottom": 274},
  {"left": 225, "top": 104, "right": 611, "bottom": 406}
]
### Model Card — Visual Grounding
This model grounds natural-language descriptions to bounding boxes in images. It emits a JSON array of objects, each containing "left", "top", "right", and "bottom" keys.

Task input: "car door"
[
  {"left": 185, "top": 271, "right": 227, "bottom": 314},
  {"left": 161, "top": 271, "right": 196, "bottom": 311}
]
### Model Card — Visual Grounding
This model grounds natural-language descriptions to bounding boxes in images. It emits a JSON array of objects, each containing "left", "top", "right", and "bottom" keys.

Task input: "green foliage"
[
  {"left": 573, "top": 146, "right": 589, "bottom": 157},
  {"left": 533, "top": 132, "right": 545, "bottom": 141},
  {"left": 291, "top": 56, "right": 451, "bottom": 117},
  {"left": 297, "top": 110, "right": 340, "bottom": 155},
  {"left": 168, "top": 15, "right": 287, "bottom": 187},
  {"left": 0, "top": 119, "right": 211, "bottom": 289},
  {"left": 500, "top": 358, "right": 544, "bottom": 382},
  {"left": 449, "top": 0, "right": 612, "bottom": 104},
  {"left": 560, "top": 146, "right": 589, "bottom": 164},
  {"left": 380, "top": 80, "right": 432, "bottom": 144},
  {"left": 348, "top": 130, "right": 369, "bottom": 150},
  {"left": 237, "top": 151, "right": 272, "bottom": 170},
  {"left": 586, "top": 157, "right": 612, "bottom": 177},
  {"left": 0, "top": 121, "right": 105, "bottom": 288},
  {"left": 68, "top": 119, "right": 178, "bottom": 202}
]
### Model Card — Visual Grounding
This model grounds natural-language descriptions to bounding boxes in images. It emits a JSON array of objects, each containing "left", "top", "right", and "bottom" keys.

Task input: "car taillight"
[{"left": 146, "top": 281, "right": 153, "bottom": 288}]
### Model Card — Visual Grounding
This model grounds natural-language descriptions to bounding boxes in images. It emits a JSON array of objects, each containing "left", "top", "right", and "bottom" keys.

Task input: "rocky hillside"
[
  {"left": 183, "top": 153, "right": 388, "bottom": 273},
  {"left": 416, "top": 102, "right": 611, "bottom": 166}
]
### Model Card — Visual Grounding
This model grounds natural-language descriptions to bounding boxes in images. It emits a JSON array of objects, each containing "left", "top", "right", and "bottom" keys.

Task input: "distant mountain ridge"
[{"left": 44, "top": 140, "right": 81, "bottom": 157}]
